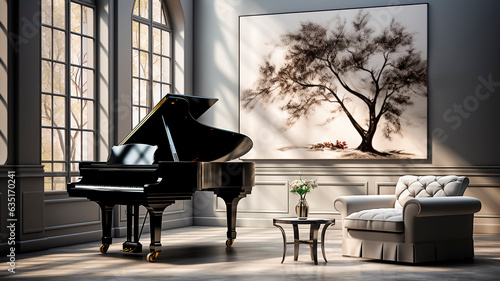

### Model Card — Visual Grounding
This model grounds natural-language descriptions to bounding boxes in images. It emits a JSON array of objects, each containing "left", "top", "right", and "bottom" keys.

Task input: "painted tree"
[{"left": 241, "top": 11, "right": 427, "bottom": 155}]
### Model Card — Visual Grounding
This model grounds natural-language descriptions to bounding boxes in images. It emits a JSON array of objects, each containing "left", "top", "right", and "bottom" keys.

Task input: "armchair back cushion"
[{"left": 394, "top": 175, "right": 469, "bottom": 209}]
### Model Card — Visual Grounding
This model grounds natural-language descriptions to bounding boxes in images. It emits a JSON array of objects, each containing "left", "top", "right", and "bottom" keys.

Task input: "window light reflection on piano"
[{"left": 106, "top": 144, "right": 158, "bottom": 165}]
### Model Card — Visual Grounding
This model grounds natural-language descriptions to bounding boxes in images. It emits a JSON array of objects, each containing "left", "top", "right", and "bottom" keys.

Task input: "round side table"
[{"left": 273, "top": 217, "right": 335, "bottom": 265}]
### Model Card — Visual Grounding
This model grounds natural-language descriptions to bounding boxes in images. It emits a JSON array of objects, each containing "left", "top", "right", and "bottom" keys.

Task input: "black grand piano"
[{"left": 67, "top": 94, "right": 255, "bottom": 262}]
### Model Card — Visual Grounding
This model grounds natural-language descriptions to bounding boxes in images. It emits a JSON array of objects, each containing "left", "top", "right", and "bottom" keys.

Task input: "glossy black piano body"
[{"left": 67, "top": 94, "right": 255, "bottom": 262}]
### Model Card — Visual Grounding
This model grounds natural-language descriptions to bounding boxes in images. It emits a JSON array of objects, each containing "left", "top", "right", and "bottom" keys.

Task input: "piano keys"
[{"left": 67, "top": 94, "right": 255, "bottom": 262}]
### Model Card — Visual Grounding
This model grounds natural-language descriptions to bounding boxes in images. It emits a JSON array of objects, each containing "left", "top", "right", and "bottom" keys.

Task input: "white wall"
[{"left": 191, "top": 0, "right": 500, "bottom": 233}]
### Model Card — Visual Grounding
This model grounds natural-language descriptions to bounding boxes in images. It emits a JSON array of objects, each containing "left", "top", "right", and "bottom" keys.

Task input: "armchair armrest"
[
  {"left": 334, "top": 195, "right": 396, "bottom": 218},
  {"left": 403, "top": 196, "right": 482, "bottom": 243},
  {"left": 403, "top": 196, "right": 482, "bottom": 218}
]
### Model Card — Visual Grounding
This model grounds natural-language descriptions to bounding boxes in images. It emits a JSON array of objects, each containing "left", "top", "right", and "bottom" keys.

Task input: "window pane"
[
  {"left": 132, "top": 106, "right": 139, "bottom": 127},
  {"left": 162, "top": 31, "right": 170, "bottom": 56},
  {"left": 140, "top": 80, "right": 148, "bottom": 106},
  {"left": 71, "top": 34, "right": 81, "bottom": 65},
  {"left": 42, "top": 60, "right": 52, "bottom": 93},
  {"left": 153, "top": 82, "right": 161, "bottom": 105},
  {"left": 162, "top": 57, "right": 170, "bottom": 83},
  {"left": 140, "top": 0, "right": 149, "bottom": 19},
  {"left": 53, "top": 30, "right": 66, "bottom": 62},
  {"left": 153, "top": 28, "right": 161, "bottom": 54},
  {"left": 82, "top": 6, "right": 94, "bottom": 37},
  {"left": 82, "top": 37, "right": 94, "bottom": 68},
  {"left": 53, "top": 177, "right": 66, "bottom": 191},
  {"left": 53, "top": 95, "right": 66, "bottom": 128},
  {"left": 41, "top": 94, "right": 52, "bottom": 126},
  {"left": 140, "top": 107, "right": 147, "bottom": 121},
  {"left": 132, "top": 50, "right": 139, "bottom": 77},
  {"left": 153, "top": 0, "right": 161, "bottom": 23},
  {"left": 41, "top": 27, "right": 52, "bottom": 59},
  {"left": 132, "top": 21, "right": 139, "bottom": 49},
  {"left": 133, "top": 0, "right": 140, "bottom": 16},
  {"left": 162, "top": 83, "right": 170, "bottom": 96},
  {"left": 42, "top": 128, "right": 52, "bottom": 161},
  {"left": 53, "top": 162, "right": 65, "bottom": 172},
  {"left": 140, "top": 23, "right": 149, "bottom": 51},
  {"left": 83, "top": 131, "right": 94, "bottom": 161},
  {"left": 42, "top": 0, "right": 52, "bottom": 25},
  {"left": 82, "top": 69, "right": 94, "bottom": 98},
  {"left": 140, "top": 51, "right": 149, "bottom": 79},
  {"left": 53, "top": 129, "right": 65, "bottom": 161},
  {"left": 71, "top": 162, "right": 79, "bottom": 172},
  {"left": 44, "top": 177, "right": 53, "bottom": 191},
  {"left": 71, "top": 66, "right": 81, "bottom": 96},
  {"left": 83, "top": 100, "right": 94, "bottom": 129},
  {"left": 71, "top": 130, "right": 81, "bottom": 161},
  {"left": 53, "top": 63, "right": 65, "bottom": 95},
  {"left": 132, "top": 78, "right": 139, "bottom": 105},
  {"left": 71, "top": 98, "right": 81, "bottom": 129},
  {"left": 43, "top": 163, "right": 52, "bottom": 172},
  {"left": 153, "top": 54, "right": 161, "bottom": 81},
  {"left": 53, "top": 0, "right": 66, "bottom": 29},
  {"left": 71, "top": 3, "right": 81, "bottom": 33}
]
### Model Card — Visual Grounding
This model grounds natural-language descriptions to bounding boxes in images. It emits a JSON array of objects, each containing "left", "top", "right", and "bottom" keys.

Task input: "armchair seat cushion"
[{"left": 344, "top": 208, "right": 404, "bottom": 233}]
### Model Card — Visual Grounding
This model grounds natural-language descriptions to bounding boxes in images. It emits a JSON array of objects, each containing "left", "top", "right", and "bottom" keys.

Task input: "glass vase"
[{"left": 295, "top": 198, "right": 309, "bottom": 220}]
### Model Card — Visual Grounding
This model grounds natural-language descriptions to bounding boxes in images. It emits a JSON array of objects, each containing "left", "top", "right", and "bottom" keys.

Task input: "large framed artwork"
[{"left": 239, "top": 4, "right": 428, "bottom": 159}]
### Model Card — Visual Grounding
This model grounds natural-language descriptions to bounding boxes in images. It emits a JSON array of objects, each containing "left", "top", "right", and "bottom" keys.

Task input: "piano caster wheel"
[
  {"left": 225, "top": 239, "right": 235, "bottom": 247},
  {"left": 147, "top": 251, "right": 159, "bottom": 262},
  {"left": 100, "top": 244, "right": 110, "bottom": 254}
]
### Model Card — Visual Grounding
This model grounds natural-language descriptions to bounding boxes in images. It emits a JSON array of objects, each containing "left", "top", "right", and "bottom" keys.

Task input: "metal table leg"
[
  {"left": 293, "top": 224, "right": 300, "bottom": 261},
  {"left": 274, "top": 223, "right": 287, "bottom": 263},
  {"left": 310, "top": 224, "right": 320, "bottom": 265},
  {"left": 320, "top": 222, "right": 335, "bottom": 262}
]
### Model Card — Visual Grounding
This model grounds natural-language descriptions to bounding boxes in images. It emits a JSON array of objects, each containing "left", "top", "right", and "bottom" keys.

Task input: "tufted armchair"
[{"left": 334, "top": 175, "right": 482, "bottom": 263}]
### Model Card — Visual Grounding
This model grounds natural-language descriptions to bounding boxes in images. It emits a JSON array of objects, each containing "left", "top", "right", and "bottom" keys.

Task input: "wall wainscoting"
[{"left": 195, "top": 165, "right": 500, "bottom": 234}]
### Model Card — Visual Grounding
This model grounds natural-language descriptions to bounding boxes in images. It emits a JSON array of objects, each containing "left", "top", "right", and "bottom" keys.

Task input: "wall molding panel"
[
  {"left": 194, "top": 165, "right": 500, "bottom": 234},
  {"left": 216, "top": 181, "right": 290, "bottom": 213}
]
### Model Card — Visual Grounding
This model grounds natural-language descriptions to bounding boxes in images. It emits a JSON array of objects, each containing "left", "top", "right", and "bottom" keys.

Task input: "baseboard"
[{"left": 0, "top": 230, "right": 102, "bottom": 255}]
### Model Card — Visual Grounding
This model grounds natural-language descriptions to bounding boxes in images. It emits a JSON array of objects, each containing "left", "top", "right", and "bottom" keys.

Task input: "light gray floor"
[{"left": 2, "top": 226, "right": 500, "bottom": 281}]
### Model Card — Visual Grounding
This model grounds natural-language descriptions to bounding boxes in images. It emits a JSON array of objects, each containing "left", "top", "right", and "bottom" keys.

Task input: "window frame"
[
  {"left": 131, "top": 0, "right": 173, "bottom": 128},
  {"left": 41, "top": 0, "right": 98, "bottom": 191}
]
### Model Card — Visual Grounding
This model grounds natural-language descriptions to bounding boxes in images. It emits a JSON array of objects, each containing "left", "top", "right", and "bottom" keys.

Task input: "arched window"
[
  {"left": 132, "top": 0, "right": 172, "bottom": 127},
  {"left": 41, "top": 0, "right": 96, "bottom": 191}
]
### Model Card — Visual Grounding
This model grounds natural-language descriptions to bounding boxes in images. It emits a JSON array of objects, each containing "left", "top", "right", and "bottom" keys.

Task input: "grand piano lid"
[
  {"left": 162, "top": 94, "right": 218, "bottom": 120},
  {"left": 118, "top": 94, "right": 253, "bottom": 162}
]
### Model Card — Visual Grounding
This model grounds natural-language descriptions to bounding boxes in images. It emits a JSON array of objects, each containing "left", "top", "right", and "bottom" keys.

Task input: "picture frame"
[{"left": 239, "top": 4, "right": 428, "bottom": 160}]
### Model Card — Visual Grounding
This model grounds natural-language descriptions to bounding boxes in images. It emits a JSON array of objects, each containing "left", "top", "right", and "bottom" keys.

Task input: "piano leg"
[
  {"left": 224, "top": 196, "right": 242, "bottom": 247},
  {"left": 97, "top": 202, "right": 114, "bottom": 253},
  {"left": 123, "top": 205, "right": 143, "bottom": 253},
  {"left": 144, "top": 202, "right": 174, "bottom": 262},
  {"left": 213, "top": 187, "right": 252, "bottom": 247}
]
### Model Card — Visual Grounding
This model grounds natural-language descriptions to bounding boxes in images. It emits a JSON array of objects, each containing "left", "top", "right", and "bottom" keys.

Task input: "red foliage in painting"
[{"left": 311, "top": 140, "right": 348, "bottom": 150}]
